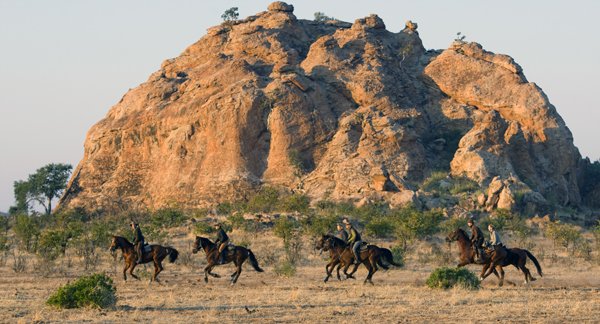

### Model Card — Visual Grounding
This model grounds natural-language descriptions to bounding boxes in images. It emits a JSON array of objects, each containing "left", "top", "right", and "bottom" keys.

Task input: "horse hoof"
[
  {"left": 204, "top": 278, "right": 208, "bottom": 283},
  {"left": 478, "top": 277, "right": 483, "bottom": 281}
]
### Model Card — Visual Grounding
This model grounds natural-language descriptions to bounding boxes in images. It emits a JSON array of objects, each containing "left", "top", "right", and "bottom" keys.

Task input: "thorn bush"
[
  {"left": 46, "top": 272, "right": 117, "bottom": 309},
  {"left": 425, "top": 267, "right": 480, "bottom": 290}
]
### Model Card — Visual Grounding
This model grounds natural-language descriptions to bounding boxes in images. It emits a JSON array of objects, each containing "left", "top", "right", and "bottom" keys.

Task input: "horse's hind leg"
[
  {"left": 479, "top": 264, "right": 490, "bottom": 281},
  {"left": 497, "top": 266, "right": 505, "bottom": 287},
  {"left": 366, "top": 258, "right": 378, "bottom": 285},
  {"left": 153, "top": 259, "right": 164, "bottom": 284},
  {"left": 232, "top": 264, "right": 242, "bottom": 285},
  {"left": 336, "top": 263, "right": 343, "bottom": 281}
]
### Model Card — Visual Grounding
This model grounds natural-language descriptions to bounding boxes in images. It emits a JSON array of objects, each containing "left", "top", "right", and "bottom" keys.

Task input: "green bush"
[
  {"left": 364, "top": 218, "right": 394, "bottom": 237},
  {"left": 438, "top": 217, "right": 469, "bottom": 234},
  {"left": 245, "top": 187, "right": 280, "bottom": 213},
  {"left": 273, "top": 217, "right": 298, "bottom": 242},
  {"left": 421, "top": 171, "right": 449, "bottom": 191},
  {"left": 390, "top": 244, "right": 405, "bottom": 265},
  {"left": 0, "top": 233, "right": 10, "bottom": 251},
  {"left": 37, "top": 229, "right": 71, "bottom": 261},
  {"left": 46, "top": 272, "right": 117, "bottom": 309},
  {"left": 151, "top": 204, "right": 186, "bottom": 228},
  {"left": 544, "top": 220, "right": 581, "bottom": 254},
  {"left": 390, "top": 205, "right": 443, "bottom": 249},
  {"left": 14, "top": 214, "right": 40, "bottom": 251},
  {"left": 227, "top": 213, "right": 247, "bottom": 231},
  {"left": 449, "top": 177, "right": 478, "bottom": 195},
  {"left": 216, "top": 202, "right": 234, "bottom": 215},
  {"left": 273, "top": 260, "right": 297, "bottom": 277},
  {"left": 193, "top": 222, "right": 215, "bottom": 235},
  {"left": 425, "top": 267, "right": 480, "bottom": 290},
  {"left": 299, "top": 214, "right": 337, "bottom": 237},
  {"left": 279, "top": 194, "right": 311, "bottom": 213}
]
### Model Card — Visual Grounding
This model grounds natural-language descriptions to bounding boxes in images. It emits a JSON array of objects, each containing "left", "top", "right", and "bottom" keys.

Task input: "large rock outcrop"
[{"left": 57, "top": 2, "right": 584, "bottom": 211}]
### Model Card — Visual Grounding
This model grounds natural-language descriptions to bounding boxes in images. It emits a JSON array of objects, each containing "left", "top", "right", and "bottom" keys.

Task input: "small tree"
[
  {"left": 221, "top": 7, "right": 239, "bottom": 30},
  {"left": 455, "top": 32, "right": 466, "bottom": 42},
  {"left": 14, "top": 214, "right": 40, "bottom": 251},
  {"left": 13, "top": 163, "right": 73, "bottom": 215},
  {"left": 314, "top": 12, "right": 333, "bottom": 22}
]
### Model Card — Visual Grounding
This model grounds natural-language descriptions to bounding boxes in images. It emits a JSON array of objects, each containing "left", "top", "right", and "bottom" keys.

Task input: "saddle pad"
[
  {"left": 360, "top": 242, "right": 369, "bottom": 251},
  {"left": 143, "top": 244, "right": 152, "bottom": 253},
  {"left": 227, "top": 244, "right": 236, "bottom": 255}
]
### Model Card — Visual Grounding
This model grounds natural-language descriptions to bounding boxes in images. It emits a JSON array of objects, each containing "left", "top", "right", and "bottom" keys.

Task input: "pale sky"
[{"left": 1, "top": 0, "right": 599, "bottom": 213}]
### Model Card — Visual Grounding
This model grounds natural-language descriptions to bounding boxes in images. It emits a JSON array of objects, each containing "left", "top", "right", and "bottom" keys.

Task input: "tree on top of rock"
[{"left": 221, "top": 7, "right": 239, "bottom": 31}]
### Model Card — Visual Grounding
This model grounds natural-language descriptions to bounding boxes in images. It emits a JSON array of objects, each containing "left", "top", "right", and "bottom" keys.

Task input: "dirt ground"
[{"left": 1, "top": 231, "right": 600, "bottom": 324}]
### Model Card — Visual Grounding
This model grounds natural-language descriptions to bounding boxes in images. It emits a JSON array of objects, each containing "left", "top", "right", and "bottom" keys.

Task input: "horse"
[
  {"left": 487, "top": 247, "right": 543, "bottom": 285},
  {"left": 192, "top": 236, "right": 263, "bottom": 285},
  {"left": 316, "top": 235, "right": 402, "bottom": 283},
  {"left": 445, "top": 228, "right": 507, "bottom": 286},
  {"left": 322, "top": 235, "right": 388, "bottom": 285},
  {"left": 110, "top": 235, "right": 178, "bottom": 284}
]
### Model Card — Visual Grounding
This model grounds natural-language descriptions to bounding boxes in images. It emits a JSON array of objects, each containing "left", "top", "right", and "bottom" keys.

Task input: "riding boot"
[
  {"left": 354, "top": 252, "right": 361, "bottom": 265},
  {"left": 219, "top": 249, "right": 226, "bottom": 264},
  {"left": 474, "top": 248, "right": 483, "bottom": 262}
]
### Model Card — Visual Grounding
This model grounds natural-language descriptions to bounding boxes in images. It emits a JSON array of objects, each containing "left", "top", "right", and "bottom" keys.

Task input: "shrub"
[
  {"left": 544, "top": 221, "right": 581, "bottom": 254},
  {"left": 151, "top": 204, "right": 186, "bottom": 228},
  {"left": 46, "top": 272, "right": 117, "bottom": 309},
  {"left": 364, "top": 218, "right": 394, "bottom": 237},
  {"left": 37, "top": 229, "right": 71, "bottom": 261},
  {"left": 390, "top": 244, "right": 405, "bottom": 265},
  {"left": 236, "top": 238, "right": 250, "bottom": 248},
  {"left": 390, "top": 205, "right": 443, "bottom": 250},
  {"left": 449, "top": 177, "right": 478, "bottom": 195},
  {"left": 272, "top": 217, "right": 298, "bottom": 242},
  {"left": 438, "top": 217, "right": 469, "bottom": 234},
  {"left": 279, "top": 194, "right": 310, "bottom": 213},
  {"left": 227, "top": 213, "right": 247, "bottom": 231},
  {"left": 425, "top": 267, "right": 479, "bottom": 290},
  {"left": 421, "top": 171, "right": 448, "bottom": 192},
  {"left": 245, "top": 187, "right": 280, "bottom": 213},
  {"left": 216, "top": 202, "right": 233, "bottom": 215},
  {"left": 0, "top": 234, "right": 9, "bottom": 251},
  {"left": 299, "top": 214, "right": 337, "bottom": 237},
  {"left": 273, "top": 260, "right": 297, "bottom": 277},
  {"left": 193, "top": 222, "right": 215, "bottom": 235},
  {"left": 14, "top": 214, "right": 40, "bottom": 251}
]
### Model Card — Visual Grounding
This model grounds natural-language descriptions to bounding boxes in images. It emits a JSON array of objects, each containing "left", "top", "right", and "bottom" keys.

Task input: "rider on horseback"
[
  {"left": 337, "top": 223, "right": 348, "bottom": 241},
  {"left": 467, "top": 218, "right": 484, "bottom": 262},
  {"left": 488, "top": 224, "right": 502, "bottom": 247},
  {"left": 344, "top": 220, "right": 362, "bottom": 265},
  {"left": 214, "top": 223, "right": 229, "bottom": 265},
  {"left": 131, "top": 222, "right": 144, "bottom": 264}
]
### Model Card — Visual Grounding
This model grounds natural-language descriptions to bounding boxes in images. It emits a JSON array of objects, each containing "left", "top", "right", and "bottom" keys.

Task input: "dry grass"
[{"left": 1, "top": 230, "right": 600, "bottom": 323}]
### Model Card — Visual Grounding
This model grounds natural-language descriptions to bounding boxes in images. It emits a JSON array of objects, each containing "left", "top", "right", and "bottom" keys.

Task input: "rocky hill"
[{"left": 57, "top": 2, "right": 587, "bottom": 213}]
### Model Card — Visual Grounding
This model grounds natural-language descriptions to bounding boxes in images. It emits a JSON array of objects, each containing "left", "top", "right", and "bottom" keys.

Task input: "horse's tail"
[
  {"left": 380, "top": 248, "right": 403, "bottom": 267},
  {"left": 524, "top": 249, "right": 542, "bottom": 277},
  {"left": 166, "top": 247, "right": 179, "bottom": 263},
  {"left": 247, "top": 250, "right": 264, "bottom": 272},
  {"left": 377, "top": 258, "right": 390, "bottom": 270}
]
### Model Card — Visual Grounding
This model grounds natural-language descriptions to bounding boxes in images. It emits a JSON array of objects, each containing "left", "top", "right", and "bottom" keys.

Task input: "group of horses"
[{"left": 109, "top": 227, "right": 542, "bottom": 286}]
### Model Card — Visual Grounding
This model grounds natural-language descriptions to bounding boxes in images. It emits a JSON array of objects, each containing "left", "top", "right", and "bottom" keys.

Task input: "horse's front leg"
[
  {"left": 123, "top": 262, "right": 129, "bottom": 281},
  {"left": 129, "top": 262, "right": 140, "bottom": 281},
  {"left": 482, "top": 262, "right": 497, "bottom": 279},
  {"left": 204, "top": 264, "right": 214, "bottom": 283},
  {"left": 479, "top": 263, "right": 490, "bottom": 281}
]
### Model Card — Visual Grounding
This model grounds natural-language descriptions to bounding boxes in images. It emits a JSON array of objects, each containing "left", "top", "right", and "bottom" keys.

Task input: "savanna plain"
[{"left": 1, "top": 227, "right": 600, "bottom": 324}]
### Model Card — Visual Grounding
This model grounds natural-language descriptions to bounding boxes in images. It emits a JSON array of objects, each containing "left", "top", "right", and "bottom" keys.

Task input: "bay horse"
[
  {"left": 110, "top": 235, "right": 178, "bottom": 284},
  {"left": 316, "top": 235, "right": 402, "bottom": 283},
  {"left": 192, "top": 236, "right": 263, "bottom": 285},
  {"left": 446, "top": 228, "right": 507, "bottom": 286},
  {"left": 487, "top": 247, "right": 543, "bottom": 285},
  {"left": 322, "top": 235, "right": 389, "bottom": 285}
]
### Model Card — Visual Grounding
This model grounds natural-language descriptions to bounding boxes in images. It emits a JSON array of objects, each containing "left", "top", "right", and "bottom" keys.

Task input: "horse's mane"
[
  {"left": 326, "top": 235, "right": 346, "bottom": 246},
  {"left": 198, "top": 236, "right": 216, "bottom": 247},
  {"left": 115, "top": 236, "right": 133, "bottom": 247}
]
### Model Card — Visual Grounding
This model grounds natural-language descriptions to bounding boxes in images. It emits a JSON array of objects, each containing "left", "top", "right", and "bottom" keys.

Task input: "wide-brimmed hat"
[
  {"left": 467, "top": 218, "right": 474, "bottom": 224},
  {"left": 342, "top": 219, "right": 350, "bottom": 224},
  {"left": 214, "top": 223, "right": 222, "bottom": 227}
]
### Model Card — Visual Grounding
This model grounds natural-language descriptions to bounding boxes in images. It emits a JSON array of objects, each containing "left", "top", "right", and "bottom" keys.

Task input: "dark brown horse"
[
  {"left": 192, "top": 236, "right": 263, "bottom": 285},
  {"left": 446, "top": 228, "right": 507, "bottom": 286},
  {"left": 322, "top": 236, "right": 387, "bottom": 285},
  {"left": 110, "top": 235, "right": 178, "bottom": 283},
  {"left": 316, "top": 235, "right": 401, "bottom": 283},
  {"left": 488, "top": 247, "right": 543, "bottom": 285}
]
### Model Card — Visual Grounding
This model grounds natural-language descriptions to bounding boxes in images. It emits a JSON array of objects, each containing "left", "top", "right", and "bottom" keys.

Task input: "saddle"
[
  {"left": 359, "top": 242, "right": 370, "bottom": 251},
  {"left": 225, "top": 243, "right": 237, "bottom": 256},
  {"left": 142, "top": 243, "right": 152, "bottom": 254}
]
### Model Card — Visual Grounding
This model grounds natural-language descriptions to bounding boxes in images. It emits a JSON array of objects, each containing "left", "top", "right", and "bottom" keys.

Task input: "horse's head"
[
  {"left": 315, "top": 235, "right": 330, "bottom": 251},
  {"left": 446, "top": 228, "right": 461, "bottom": 243},
  {"left": 110, "top": 235, "right": 119, "bottom": 252},
  {"left": 192, "top": 236, "right": 202, "bottom": 254}
]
